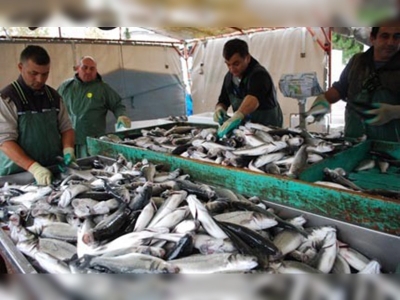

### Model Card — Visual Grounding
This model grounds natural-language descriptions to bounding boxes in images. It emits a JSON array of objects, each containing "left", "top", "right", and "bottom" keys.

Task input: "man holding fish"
[
  {"left": 307, "top": 22, "right": 400, "bottom": 142},
  {"left": 0, "top": 45, "right": 75, "bottom": 184},
  {"left": 213, "top": 39, "right": 283, "bottom": 139}
]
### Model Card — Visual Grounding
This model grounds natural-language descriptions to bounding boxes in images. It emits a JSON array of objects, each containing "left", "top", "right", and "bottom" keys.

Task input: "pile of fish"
[
  {"left": 314, "top": 150, "right": 400, "bottom": 199},
  {"left": 100, "top": 122, "right": 358, "bottom": 178},
  {"left": 0, "top": 155, "right": 385, "bottom": 274}
]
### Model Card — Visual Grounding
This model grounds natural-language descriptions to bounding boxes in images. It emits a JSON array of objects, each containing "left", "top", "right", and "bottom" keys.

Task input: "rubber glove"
[
  {"left": 364, "top": 103, "right": 400, "bottom": 126},
  {"left": 28, "top": 162, "right": 52, "bottom": 185},
  {"left": 63, "top": 147, "right": 76, "bottom": 166},
  {"left": 117, "top": 116, "right": 131, "bottom": 128},
  {"left": 213, "top": 106, "right": 229, "bottom": 125},
  {"left": 217, "top": 111, "right": 244, "bottom": 139},
  {"left": 306, "top": 94, "right": 331, "bottom": 121}
]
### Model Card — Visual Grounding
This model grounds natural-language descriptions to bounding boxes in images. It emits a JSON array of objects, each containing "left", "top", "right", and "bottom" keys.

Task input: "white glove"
[
  {"left": 28, "top": 162, "right": 52, "bottom": 185},
  {"left": 364, "top": 103, "right": 400, "bottom": 126}
]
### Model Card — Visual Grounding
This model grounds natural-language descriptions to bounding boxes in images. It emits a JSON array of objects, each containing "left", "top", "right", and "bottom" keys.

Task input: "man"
[
  {"left": 0, "top": 45, "right": 75, "bottom": 184},
  {"left": 58, "top": 56, "right": 131, "bottom": 158},
  {"left": 307, "top": 24, "right": 400, "bottom": 142},
  {"left": 214, "top": 39, "right": 283, "bottom": 138}
]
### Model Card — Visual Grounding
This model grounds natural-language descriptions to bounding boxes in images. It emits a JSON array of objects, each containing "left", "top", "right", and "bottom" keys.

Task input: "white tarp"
[
  {"left": 0, "top": 42, "right": 185, "bottom": 131},
  {"left": 190, "top": 27, "right": 326, "bottom": 127}
]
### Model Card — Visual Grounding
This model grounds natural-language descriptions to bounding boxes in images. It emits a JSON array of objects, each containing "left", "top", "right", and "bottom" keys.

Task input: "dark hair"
[
  {"left": 20, "top": 45, "right": 50, "bottom": 65},
  {"left": 223, "top": 39, "right": 249, "bottom": 60},
  {"left": 371, "top": 20, "right": 400, "bottom": 38},
  {"left": 371, "top": 27, "right": 379, "bottom": 38}
]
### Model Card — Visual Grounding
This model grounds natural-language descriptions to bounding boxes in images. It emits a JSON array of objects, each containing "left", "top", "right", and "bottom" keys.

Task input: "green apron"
[
  {"left": 75, "top": 144, "right": 88, "bottom": 158},
  {"left": 0, "top": 82, "right": 62, "bottom": 175},
  {"left": 229, "top": 92, "right": 283, "bottom": 128},
  {"left": 345, "top": 77, "right": 400, "bottom": 142}
]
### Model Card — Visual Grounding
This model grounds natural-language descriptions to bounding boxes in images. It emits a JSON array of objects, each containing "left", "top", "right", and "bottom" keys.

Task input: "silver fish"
[
  {"left": 358, "top": 260, "right": 381, "bottom": 274},
  {"left": 312, "top": 230, "right": 337, "bottom": 273},
  {"left": 151, "top": 206, "right": 190, "bottom": 230},
  {"left": 214, "top": 211, "right": 278, "bottom": 231},
  {"left": 148, "top": 191, "right": 187, "bottom": 227},
  {"left": 38, "top": 238, "right": 77, "bottom": 261},
  {"left": 270, "top": 260, "right": 322, "bottom": 274},
  {"left": 355, "top": 159, "right": 375, "bottom": 172},
  {"left": 86, "top": 252, "right": 180, "bottom": 274},
  {"left": 332, "top": 254, "right": 351, "bottom": 274},
  {"left": 134, "top": 200, "right": 157, "bottom": 232},
  {"left": 271, "top": 230, "right": 305, "bottom": 260},
  {"left": 232, "top": 141, "right": 287, "bottom": 156},
  {"left": 193, "top": 234, "right": 236, "bottom": 255},
  {"left": 34, "top": 251, "right": 71, "bottom": 274},
  {"left": 186, "top": 194, "right": 227, "bottom": 239},
  {"left": 59, "top": 184, "right": 90, "bottom": 208},
  {"left": 254, "top": 152, "right": 285, "bottom": 168},
  {"left": 173, "top": 219, "right": 201, "bottom": 234},
  {"left": 338, "top": 247, "right": 370, "bottom": 271},
  {"left": 9, "top": 186, "right": 53, "bottom": 209},
  {"left": 378, "top": 160, "right": 389, "bottom": 174},
  {"left": 287, "top": 145, "right": 308, "bottom": 178},
  {"left": 170, "top": 253, "right": 257, "bottom": 274}
]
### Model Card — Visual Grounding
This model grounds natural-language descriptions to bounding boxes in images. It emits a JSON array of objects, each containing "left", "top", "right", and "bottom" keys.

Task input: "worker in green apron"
[
  {"left": 307, "top": 24, "right": 400, "bottom": 142},
  {"left": 58, "top": 56, "right": 131, "bottom": 158},
  {"left": 0, "top": 45, "right": 75, "bottom": 184},
  {"left": 213, "top": 39, "right": 283, "bottom": 139}
]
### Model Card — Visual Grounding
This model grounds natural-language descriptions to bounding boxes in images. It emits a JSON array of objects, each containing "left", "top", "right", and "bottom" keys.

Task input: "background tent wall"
[
  {"left": 190, "top": 27, "right": 326, "bottom": 128},
  {"left": 0, "top": 42, "right": 185, "bottom": 132}
]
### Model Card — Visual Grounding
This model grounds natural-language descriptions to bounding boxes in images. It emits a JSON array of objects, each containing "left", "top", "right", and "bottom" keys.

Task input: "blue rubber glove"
[
  {"left": 117, "top": 116, "right": 131, "bottom": 129},
  {"left": 213, "top": 107, "right": 229, "bottom": 125},
  {"left": 364, "top": 103, "right": 400, "bottom": 126},
  {"left": 217, "top": 111, "right": 244, "bottom": 139},
  {"left": 306, "top": 94, "right": 330, "bottom": 121},
  {"left": 63, "top": 147, "right": 76, "bottom": 166}
]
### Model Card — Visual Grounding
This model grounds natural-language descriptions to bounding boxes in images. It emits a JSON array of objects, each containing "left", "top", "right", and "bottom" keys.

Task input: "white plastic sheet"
[{"left": 190, "top": 28, "right": 326, "bottom": 127}]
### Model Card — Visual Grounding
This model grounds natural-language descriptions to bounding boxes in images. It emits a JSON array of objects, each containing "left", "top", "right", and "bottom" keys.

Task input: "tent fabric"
[
  {"left": 190, "top": 28, "right": 326, "bottom": 127},
  {"left": 0, "top": 42, "right": 185, "bottom": 132}
]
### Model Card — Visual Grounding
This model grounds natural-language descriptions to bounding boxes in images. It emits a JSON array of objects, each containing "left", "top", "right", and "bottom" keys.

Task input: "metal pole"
[{"left": 298, "top": 98, "right": 307, "bottom": 130}]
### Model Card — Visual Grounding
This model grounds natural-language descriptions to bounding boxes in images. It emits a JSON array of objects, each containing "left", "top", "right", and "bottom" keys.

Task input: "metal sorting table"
[
  {"left": 0, "top": 155, "right": 399, "bottom": 273},
  {"left": 87, "top": 122, "right": 400, "bottom": 236},
  {"left": 0, "top": 156, "right": 113, "bottom": 273}
]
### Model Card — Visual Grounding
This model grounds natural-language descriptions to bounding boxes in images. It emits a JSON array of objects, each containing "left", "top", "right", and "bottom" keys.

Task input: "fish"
[
  {"left": 59, "top": 184, "right": 90, "bottom": 208},
  {"left": 214, "top": 211, "right": 278, "bottom": 231},
  {"left": 38, "top": 238, "right": 77, "bottom": 261},
  {"left": 170, "top": 253, "right": 258, "bottom": 274},
  {"left": 34, "top": 251, "right": 71, "bottom": 274},
  {"left": 133, "top": 200, "right": 157, "bottom": 232},
  {"left": 253, "top": 152, "right": 286, "bottom": 169},
  {"left": 193, "top": 234, "right": 236, "bottom": 255},
  {"left": 186, "top": 195, "right": 227, "bottom": 239},
  {"left": 332, "top": 254, "right": 351, "bottom": 274},
  {"left": 338, "top": 247, "right": 370, "bottom": 271},
  {"left": 286, "top": 145, "right": 308, "bottom": 178},
  {"left": 355, "top": 159, "right": 375, "bottom": 172},
  {"left": 270, "top": 260, "right": 322, "bottom": 274},
  {"left": 232, "top": 141, "right": 287, "bottom": 156},
  {"left": 358, "top": 260, "right": 381, "bottom": 274},
  {"left": 79, "top": 253, "right": 180, "bottom": 274},
  {"left": 377, "top": 160, "right": 390, "bottom": 174},
  {"left": 323, "top": 168, "right": 363, "bottom": 191},
  {"left": 271, "top": 230, "right": 305, "bottom": 260},
  {"left": 310, "top": 230, "right": 337, "bottom": 273}
]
